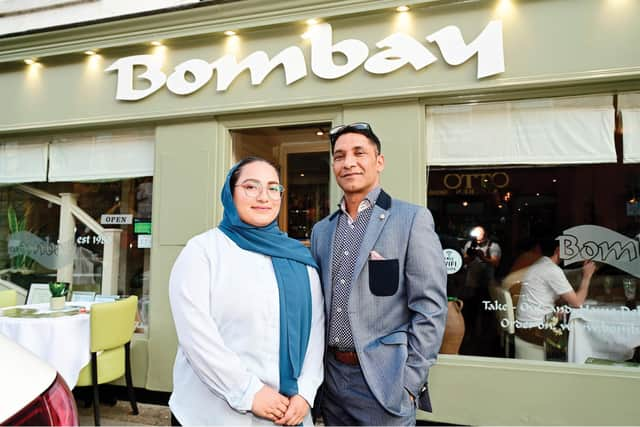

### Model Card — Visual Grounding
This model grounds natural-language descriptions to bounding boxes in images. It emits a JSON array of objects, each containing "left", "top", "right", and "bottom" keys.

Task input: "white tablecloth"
[
  {"left": 568, "top": 306, "right": 640, "bottom": 363},
  {"left": 0, "top": 303, "right": 91, "bottom": 388}
]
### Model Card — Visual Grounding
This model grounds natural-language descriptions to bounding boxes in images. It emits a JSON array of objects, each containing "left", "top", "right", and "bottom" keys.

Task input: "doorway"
[{"left": 231, "top": 124, "right": 332, "bottom": 245}]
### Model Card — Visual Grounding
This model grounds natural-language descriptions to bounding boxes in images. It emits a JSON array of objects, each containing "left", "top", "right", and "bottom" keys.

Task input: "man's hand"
[
  {"left": 251, "top": 385, "right": 290, "bottom": 422},
  {"left": 275, "top": 394, "right": 309, "bottom": 426},
  {"left": 582, "top": 260, "right": 596, "bottom": 278}
]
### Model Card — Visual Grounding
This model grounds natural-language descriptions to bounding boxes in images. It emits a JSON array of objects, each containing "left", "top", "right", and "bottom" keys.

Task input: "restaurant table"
[
  {"left": 568, "top": 303, "right": 640, "bottom": 364},
  {"left": 0, "top": 302, "right": 93, "bottom": 387}
]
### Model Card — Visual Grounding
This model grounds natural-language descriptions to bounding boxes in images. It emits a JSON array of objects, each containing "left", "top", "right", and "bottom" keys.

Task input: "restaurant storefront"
[{"left": 1, "top": 0, "right": 639, "bottom": 424}]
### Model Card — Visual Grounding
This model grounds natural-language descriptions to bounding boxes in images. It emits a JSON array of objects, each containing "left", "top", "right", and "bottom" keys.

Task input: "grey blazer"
[{"left": 310, "top": 189, "right": 447, "bottom": 415}]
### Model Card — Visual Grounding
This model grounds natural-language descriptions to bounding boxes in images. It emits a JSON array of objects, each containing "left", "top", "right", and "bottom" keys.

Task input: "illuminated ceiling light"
[
  {"left": 316, "top": 129, "right": 324, "bottom": 136},
  {"left": 224, "top": 30, "right": 236, "bottom": 36},
  {"left": 552, "top": 178, "right": 557, "bottom": 183},
  {"left": 396, "top": 5, "right": 410, "bottom": 12},
  {"left": 462, "top": 201, "right": 469, "bottom": 207},
  {"left": 300, "top": 173, "right": 305, "bottom": 177},
  {"left": 496, "top": 0, "right": 513, "bottom": 15},
  {"left": 306, "top": 18, "right": 319, "bottom": 25},
  {"left": 150, "top": 41, "right": 163, "bottom": 46},
  {"left": 84, "top": 50, "right": 97, "bottom": 56},
  {"left": 24, "top": 58, "right": 36, "bottom": 65}
]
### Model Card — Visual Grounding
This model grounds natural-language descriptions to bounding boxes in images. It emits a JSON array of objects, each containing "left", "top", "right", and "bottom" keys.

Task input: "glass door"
[{"left": 283, "top": 150, "right": 331, "bottom": 244}]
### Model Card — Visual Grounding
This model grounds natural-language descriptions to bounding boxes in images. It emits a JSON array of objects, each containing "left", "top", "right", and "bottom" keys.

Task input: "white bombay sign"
[{"left": 106, "top": 21, "right": 505, "bottom": 101}]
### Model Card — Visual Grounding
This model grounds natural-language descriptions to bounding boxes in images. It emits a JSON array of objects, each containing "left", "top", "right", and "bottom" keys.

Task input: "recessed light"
[
  {"left": 224, "top": 30, "right": 236, "bottom": 36},
  {"left": 306, "top": 18, "right": 319, "bottom": 25},
  {"left": 24, "top": 59, "right": 36, "bottom": 65},
  {"left": 84, "top": 50, "right": 97, "bottom": 56},
  {"left": 151, "top": 41, "right": 163, "bottom": 46},
  {"left": 316, "top": 130, "right": 324, "bottom": 136},
  {"left": 396, "top": 5, "right": 410, "bottom": 12}
]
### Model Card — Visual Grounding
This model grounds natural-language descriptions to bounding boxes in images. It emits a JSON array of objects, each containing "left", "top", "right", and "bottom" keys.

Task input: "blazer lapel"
[
  {"left": 322, "top": 212, "right": 339, "bottom": 315},
  {"left": 351, "top": 191, "right": 392, "bottom": 283}
]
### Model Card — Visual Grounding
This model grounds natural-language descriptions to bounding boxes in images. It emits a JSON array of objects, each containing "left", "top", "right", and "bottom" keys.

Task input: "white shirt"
[
  {"left": 516, "top": 256, "right": 573, "bottom": 328},
  {"left": 168, "top": 228, "right": 325, "bottom": 425}
]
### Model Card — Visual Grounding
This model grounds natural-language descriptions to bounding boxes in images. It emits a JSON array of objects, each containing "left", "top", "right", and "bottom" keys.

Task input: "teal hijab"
[{"left": 218, "top": 160, "right": 317, "bottom": 397}]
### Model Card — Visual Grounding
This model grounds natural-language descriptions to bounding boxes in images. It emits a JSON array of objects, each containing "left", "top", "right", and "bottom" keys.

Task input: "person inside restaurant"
[
  {"left": 515, "top": 238, "right": 596, "bottom": 346},
  {"left": 461, "top": 225, "right": 501, "bottom": 346}
]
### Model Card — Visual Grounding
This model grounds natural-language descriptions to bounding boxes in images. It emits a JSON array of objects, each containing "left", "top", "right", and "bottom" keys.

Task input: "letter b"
[
  {"left": 106, "top": 55, "right": 167, "bottom": 101},
  {"left": 310, "top": 23, "right": 369, "bottom": 79}
]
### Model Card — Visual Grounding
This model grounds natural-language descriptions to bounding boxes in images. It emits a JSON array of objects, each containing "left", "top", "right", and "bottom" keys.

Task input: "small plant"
[
  {"left": 49, "top": 281, "right": 69, "bottom": 298},
  {"left": 7, "top": 204, "right": 35, "bottom": 272}
]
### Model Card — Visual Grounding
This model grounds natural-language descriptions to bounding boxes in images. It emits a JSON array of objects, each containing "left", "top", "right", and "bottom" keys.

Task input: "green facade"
[{"left": 2, "top": 0, "right": 640, "bottom": 424}]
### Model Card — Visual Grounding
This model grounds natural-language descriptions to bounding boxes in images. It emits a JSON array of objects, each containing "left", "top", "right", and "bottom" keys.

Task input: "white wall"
[{"left": 0, "top": 0, "right": 200, "bottom": 35}]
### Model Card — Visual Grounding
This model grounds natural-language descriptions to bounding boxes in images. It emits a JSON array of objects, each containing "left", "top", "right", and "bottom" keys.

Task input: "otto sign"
[{"left": 106, "top": 21, "right": 505, "bottom": 101}]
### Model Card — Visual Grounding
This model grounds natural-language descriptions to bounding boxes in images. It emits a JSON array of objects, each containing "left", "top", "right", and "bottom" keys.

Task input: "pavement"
[{"left": 77, "top": 400, "right": 171, "bottom": 426}]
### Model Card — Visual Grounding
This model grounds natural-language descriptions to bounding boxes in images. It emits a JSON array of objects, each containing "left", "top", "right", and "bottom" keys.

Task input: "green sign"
[{"left": 134, "top": 219, "right": 152, "bottom": 234}]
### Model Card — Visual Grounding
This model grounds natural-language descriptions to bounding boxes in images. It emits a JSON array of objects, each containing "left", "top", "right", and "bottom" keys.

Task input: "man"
[
  {"left": 461, "top": 225, "right": 501, "bottom": 339},
  {"left": 310, "top": 122, "right": 447, "bottom": 425},
  {"left": 462, "top": 225, "right": 501, "bottom": 288},
  {"left": 515, "top": 238, "right": 596, "bottom": 345}
]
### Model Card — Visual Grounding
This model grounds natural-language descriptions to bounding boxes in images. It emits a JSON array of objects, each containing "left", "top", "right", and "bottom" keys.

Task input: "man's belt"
[{"left": 329, "top": 347, "right": 359, "bottom": 365}]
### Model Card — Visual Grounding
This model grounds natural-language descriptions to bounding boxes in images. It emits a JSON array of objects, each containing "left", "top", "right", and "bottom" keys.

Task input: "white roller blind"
[
  {"left": 620, "top": 93, "right": 640, "bottom": 163},
  {"left": 0, "top": 139, "right": 48, "bottom": 183},
  {"left": 427, "top": 95, "right": 616, "bottom": 166},
  {"left": 49, "top": 129, "right": 154, "bottom": 181}
]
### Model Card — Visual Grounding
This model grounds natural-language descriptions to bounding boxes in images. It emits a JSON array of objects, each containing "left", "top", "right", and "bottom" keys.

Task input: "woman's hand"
[
  {"left": 251, "top": 385, "right": 290, "bottom": 422},
  {"left": 275, "top": 394, "right": 309, "bottom": 426}
]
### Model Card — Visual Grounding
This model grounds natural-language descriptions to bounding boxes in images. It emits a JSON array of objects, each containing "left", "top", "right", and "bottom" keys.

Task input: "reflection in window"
[
  {"left": 428, "top": 93, "right": 640, "bottom": 366},
  {"left": 0, "top": 179, "right": 152, "bottom": 303},
  {"left": 0, "top": 128, "right": 154, "bottom": 332}
]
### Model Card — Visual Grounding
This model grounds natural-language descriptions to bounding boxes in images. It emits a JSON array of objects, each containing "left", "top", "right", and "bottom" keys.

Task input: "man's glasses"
[
  {"left": 329, "top": 122, "right": 381, "bottom": 153},
  {"left": 329, "top": 122, "right": 373, "bottom": 143},
  {"left": 235, "top": 179, "right": 285, "bottom": 200}
]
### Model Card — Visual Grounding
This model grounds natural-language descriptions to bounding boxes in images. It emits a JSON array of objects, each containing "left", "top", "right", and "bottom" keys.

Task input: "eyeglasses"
[
  {"left": 329, "top": 122, "right": 381, "bottom": 153},
  {"left": 235, "top": 179, "right": 285, "bottom": 200},
  {"left": 329, "top": 122, "right": 372, "bottom": 142}
]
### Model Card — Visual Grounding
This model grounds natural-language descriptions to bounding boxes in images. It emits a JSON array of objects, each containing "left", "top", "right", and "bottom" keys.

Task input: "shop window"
[
  {"left": 427, "top": 94, "right": 640, "bottom": 366},
  {"left": 0, "top": 129, "right": 153, "bottom": 332}
]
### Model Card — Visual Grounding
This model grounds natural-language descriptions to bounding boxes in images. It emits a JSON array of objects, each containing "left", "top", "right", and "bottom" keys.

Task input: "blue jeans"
[{"left": 322, "top": 351, "right": 416, "bottom": 426}]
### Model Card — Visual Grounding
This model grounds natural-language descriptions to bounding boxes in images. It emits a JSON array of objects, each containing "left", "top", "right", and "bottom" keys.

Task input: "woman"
[{"left": 169, "top": 157, "right": 325, "bottom": 425}]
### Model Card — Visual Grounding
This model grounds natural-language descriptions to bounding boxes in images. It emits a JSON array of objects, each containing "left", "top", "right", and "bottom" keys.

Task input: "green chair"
[
  {"left": 76, "top": 295, "right": 139, "bottom": 426},
  {"left": 0, "top": 289, "right": 17, "bottom": 308}
]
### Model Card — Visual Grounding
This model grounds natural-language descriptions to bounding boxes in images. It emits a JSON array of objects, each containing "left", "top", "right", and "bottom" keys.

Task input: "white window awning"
[
  {"left": 48, "top": 128, "right": 155, "bottom": 181},
  {"left": 0, "top": 138, "right": 49, "bottom": 183},
  {"left": 427, "top": 95, "right": 616, "bottom": 166},
  {"left": 619, "top": 93, "right": 640, "bottom": 164}
]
